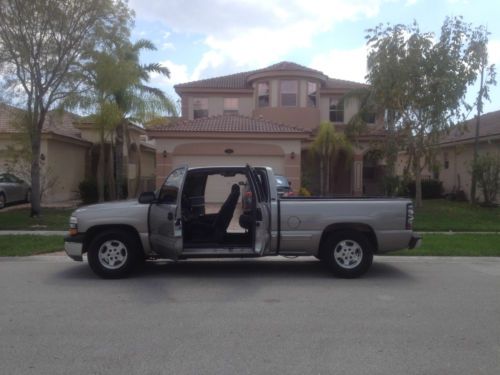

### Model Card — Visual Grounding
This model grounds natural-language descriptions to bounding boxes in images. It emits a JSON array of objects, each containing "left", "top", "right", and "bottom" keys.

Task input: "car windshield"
[{"left": 275, "top": 176, "right": 289, "bottom": 188}]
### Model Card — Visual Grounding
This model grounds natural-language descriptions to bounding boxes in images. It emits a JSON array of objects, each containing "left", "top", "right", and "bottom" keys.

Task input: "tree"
[
  {"left": 471, "top": 153, "right": 500, "bottom": 206},
  {"left": 366, "top": 17, "right": 486, "bottom": 207},
  {"left": 0, "top": 0, "right": 131, "bottom": 216},
  {"left": 310, "top": 122, "right": 353, "bottom": 196},
  {"left": 469, "top": 27, "right": 497, "bottom": 204}
]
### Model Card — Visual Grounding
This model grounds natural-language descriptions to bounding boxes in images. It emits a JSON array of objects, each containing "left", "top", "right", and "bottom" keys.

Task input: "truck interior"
[{"left": 181, "top": 167, "right": 256, "bottom": 249}]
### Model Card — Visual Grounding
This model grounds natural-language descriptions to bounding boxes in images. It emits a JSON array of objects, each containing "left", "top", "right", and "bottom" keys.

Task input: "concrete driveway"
[{"left": 0, "top": 256, "right": 499, "bottom": 375}]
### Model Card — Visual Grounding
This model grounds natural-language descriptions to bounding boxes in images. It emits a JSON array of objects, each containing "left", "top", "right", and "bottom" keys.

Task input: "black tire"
[
  {"left": 321, "top": 230, "right": 373, "bottom": 278},
  {"left": 0, "top": 193, "right": 6, "bottom": 209},
  {"left": 25, "top": 189, "right": 31, "bottom": 203},
  {"left": 87, "top": 230, "right": 141, "bottom": 279}
]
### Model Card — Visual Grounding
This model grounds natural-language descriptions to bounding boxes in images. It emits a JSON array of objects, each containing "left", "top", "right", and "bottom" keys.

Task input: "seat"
[
  {"left": 213, "top": 184, "right": 240, "bottom": 241},
  {"left": 187, "top": 184, "right": 240, "bottom": 242}
]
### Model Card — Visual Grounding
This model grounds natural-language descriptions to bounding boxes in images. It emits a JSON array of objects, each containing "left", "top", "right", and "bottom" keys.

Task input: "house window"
[
  {"left": 329, "top": 98, "right": 344, "bottom": 122},
  {"left": 363, "top": 112, "right": 376, "bottom": 124},
  {"left": 444, "top": 152, "right": 449, "bottom": 169},
  {"left": 193, "top": 98, "right": 208, "bottom": 119},
  {"left": 307, "top": 82, "right": 317, "bottom": 108},
  {"left": 257, "top": 82, "right": 269, "bottom": 107},
  {"left": 223, "top": 98, "right": 239, "bottom": 115},
  {"left": 280, "top": 80, "right": 298, "bottom": 107}
]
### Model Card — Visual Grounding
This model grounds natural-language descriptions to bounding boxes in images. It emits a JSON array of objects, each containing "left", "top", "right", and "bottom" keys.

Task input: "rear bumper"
[
  {"left": 64, "top": 234, "right": 85, "bottom": 261},
  {"left": 409, "top": 234, "right": 422, "bottom": 249}
]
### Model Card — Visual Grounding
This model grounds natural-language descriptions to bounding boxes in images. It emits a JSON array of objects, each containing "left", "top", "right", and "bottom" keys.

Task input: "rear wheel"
[
  {"left": 0, "top": 193, "right": 5, "bottom": 209},
  {"left": 87, "top": 230, "right": 141, "bottom": 279},
  {"left": 321, "top": 231, "right": 373, "bottom": 278}
]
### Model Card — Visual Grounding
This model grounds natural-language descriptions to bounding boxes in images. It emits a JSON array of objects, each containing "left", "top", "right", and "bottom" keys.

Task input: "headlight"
[{"left": 69, "top": 216, "right": 78, "bottom": 236}]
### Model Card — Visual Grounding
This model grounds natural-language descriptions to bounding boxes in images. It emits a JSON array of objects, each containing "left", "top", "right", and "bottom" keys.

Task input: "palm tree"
[
  {"left": 68, "top": 38, "right": 177, "bottom": 201},
  {"left": 107, "top": 39, "right": 177, "bottom": 199},
  {"left": 310, "top": 122, "right": 353, "bottom": 196}
]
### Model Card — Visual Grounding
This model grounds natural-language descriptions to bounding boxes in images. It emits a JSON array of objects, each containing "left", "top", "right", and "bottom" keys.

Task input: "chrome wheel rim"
[
  {"left": 98, "top": 240, "right": 128, "bottom": 270},
  {"left": 333, "top": 239, "right": 363, "bottom": 269}
]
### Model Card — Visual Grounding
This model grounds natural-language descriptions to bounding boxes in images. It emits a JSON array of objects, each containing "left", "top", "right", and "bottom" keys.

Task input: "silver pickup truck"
[{"left": 64, "top": 165, "right": 421, "bottom": 279}]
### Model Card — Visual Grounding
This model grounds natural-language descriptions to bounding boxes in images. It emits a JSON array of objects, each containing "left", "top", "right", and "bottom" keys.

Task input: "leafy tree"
[
  {"left": 469, "top": 27, "right": 497, "bottom": 204},
  {"left": 366, "top": 17, "right": 486, "bottom": 207},
  {"left": 310, "top": 122, "right": 353, "bottom": 196},
  {"left": 471, "top": 153, "right": 500, "bottom": 206},
  {"left": 0, "top": 0, "right": 131, "bottom": 216}
]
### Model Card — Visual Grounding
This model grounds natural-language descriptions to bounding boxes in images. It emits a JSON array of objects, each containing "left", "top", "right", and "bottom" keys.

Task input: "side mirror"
[{"left": 138, "top": 191, "right": 156, "bottom": 204}]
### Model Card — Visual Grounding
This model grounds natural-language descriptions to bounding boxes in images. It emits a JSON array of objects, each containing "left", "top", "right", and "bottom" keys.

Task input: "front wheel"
[
  {"left": 321, "top": 231, "right": 373, "bottom": 278},
  {"left": 87, "top": 230, "right": 141, "bottom": 279}
]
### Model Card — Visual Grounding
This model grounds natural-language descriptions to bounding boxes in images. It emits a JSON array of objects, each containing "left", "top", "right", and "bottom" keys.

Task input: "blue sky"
[{"left": 129, "top": 0, "right": 500, "bottom": 116}]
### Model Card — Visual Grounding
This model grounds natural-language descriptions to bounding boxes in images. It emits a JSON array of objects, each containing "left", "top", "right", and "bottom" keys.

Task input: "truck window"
[{"left": 158, "top": 168, "right": 185, "bottom": 204}]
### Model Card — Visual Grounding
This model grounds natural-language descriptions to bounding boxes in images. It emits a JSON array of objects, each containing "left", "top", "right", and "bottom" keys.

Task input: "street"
[{"left": 1, "top": 256, "right": 499, "bottom": 375}]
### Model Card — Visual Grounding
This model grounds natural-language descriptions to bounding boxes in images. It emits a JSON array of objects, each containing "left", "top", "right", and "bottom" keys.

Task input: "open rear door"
[
  {"left": 246, "top": 165, "right": 271, "bottom": 255},
  {"left": 149, "top": 166, "right": 188, "bottom": 259}
]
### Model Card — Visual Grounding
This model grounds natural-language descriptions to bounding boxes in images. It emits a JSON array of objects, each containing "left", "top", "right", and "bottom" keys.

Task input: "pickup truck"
[{"left": 64, "top": 165, "right": 421, "bottom": 279}]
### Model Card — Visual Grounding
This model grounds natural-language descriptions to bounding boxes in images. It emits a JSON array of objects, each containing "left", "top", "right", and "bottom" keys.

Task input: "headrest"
[{"left": 231, "top": 184, "right": 240, "bottom": 193}]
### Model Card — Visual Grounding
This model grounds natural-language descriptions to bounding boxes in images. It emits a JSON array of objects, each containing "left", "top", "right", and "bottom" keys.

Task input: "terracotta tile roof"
[
  {"left": 0, "top": 103, "right": 83, "bottom": 140},
  {"left": 440, "top": 110, "right": 500, "bottom": 144},
  {"left": 175, "top": 61, "right": 366, "bottom": 90},
  {"left": 147, "top": 115, "right": 308, "bottom": 134}
]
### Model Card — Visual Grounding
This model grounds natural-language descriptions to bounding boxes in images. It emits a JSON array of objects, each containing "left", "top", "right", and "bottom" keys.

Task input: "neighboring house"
[
  {"left": 147, "top": 61, "right": 388, "bottom": 196},
  {"left": 0, "top": 102, "right": 156, "bottom": 202},
  {"left": 409, "top": 110, "right": 500, "bottom": 201}
]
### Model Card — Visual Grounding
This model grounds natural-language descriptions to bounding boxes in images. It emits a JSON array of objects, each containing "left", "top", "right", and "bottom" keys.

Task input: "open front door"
[
  {"left": 149, "top": 166, "right": 188, "bottom": 259},
  {"left": 246, "top": 165, "right": 271, "bottom": 255}
]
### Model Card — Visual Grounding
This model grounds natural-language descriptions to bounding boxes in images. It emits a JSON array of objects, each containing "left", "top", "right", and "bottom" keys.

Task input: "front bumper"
[
  {"left": 64, "top": 234, "right": 85, "bottom": 261},
  {"left": 409, "top": 234, "right": 422, "bottom": 249}
]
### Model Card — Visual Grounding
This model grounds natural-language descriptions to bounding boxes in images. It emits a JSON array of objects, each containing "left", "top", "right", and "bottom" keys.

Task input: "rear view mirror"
[{"left": 138, "top": 191, "right": 156, "bottom": 204}]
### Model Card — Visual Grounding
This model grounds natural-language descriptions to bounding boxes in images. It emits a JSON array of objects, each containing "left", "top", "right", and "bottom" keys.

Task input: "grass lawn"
[
  {"left": 0, "top": 235, "right": 64, "bottom": 256},
  {"left": 390, "top": 233, "right": 500, "bottom": 256},
  {"left": 0, "top": 208, "right": 73, "bottom": 230},
  {"left": 414, "top": 199, "right": 500, "bottom": 232}
]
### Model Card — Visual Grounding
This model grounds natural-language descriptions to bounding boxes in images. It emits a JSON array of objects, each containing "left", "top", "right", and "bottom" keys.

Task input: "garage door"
[{"left": 170, "top": 155, "right": 285, "bottom": 203}]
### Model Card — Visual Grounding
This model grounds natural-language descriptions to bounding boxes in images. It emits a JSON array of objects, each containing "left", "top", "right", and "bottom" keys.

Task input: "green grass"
[
  {"left": 414, "top": 199, "right": 500, "bottom": 232},
  {"left": 0, "top": 208, "right": 73, "bottom": 230},
  {"left": 0, "top": 235, "right": 64, "bottom": 256},
  {"left": 390, "top": 233, "right": 500, "bottom": 256}
]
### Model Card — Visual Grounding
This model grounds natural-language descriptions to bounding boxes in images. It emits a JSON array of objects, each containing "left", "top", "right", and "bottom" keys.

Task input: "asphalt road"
[{"left": 1, "top": 256, "right": 499, "bottom": 375}]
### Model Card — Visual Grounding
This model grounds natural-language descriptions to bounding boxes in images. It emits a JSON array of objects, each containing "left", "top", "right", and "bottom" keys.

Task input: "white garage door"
[{"left": 171, "top": 155, "right": 285, "bottom": 203}]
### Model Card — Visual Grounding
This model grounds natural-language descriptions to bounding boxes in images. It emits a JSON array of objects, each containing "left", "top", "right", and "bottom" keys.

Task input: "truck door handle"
[{"left": 167, "top": 212, "right": 174, "bottom": 221}]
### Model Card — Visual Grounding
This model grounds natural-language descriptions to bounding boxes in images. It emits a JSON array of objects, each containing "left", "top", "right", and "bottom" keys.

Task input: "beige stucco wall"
[
  {"left": 44, "top": 138, "right": 88, "bottom": 202},
  {"left": 153, "top": 137, "right": 302, "bottom": 193}
]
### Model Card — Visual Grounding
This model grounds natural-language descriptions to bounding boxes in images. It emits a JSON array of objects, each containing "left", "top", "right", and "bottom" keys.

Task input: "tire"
[
  {"left": 87, "top": 230, "right": 141, "bottom": 279},
  {"left": 0, "top": 193, "right": 6, "bottom": 209},
  {"left": 321, "top": 230, "right": 373, "bottom": 278}
]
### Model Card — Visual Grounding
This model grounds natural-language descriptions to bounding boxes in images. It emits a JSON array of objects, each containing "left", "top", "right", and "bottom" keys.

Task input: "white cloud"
[
  {"left": 310, "top": 46, "right": 368, "bottom": 83},
  {"left": 129, "top": 0, "right": 386, "bottom": 79},
  {"left": 150, "top": 60, "right": 191, "bottom": 86}
]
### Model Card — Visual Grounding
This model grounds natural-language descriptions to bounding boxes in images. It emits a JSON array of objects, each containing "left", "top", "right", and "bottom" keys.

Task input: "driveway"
[{"left": 0, "top": 256, "right": 499, "bottom": 375}]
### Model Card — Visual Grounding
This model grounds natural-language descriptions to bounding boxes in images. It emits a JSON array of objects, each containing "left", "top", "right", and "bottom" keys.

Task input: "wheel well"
[
  {"left": 319, "top": 223, "right": 378, "bottom": 255},
  {"left": 82, "top": 225, "right": 143, "bottom": 253}
]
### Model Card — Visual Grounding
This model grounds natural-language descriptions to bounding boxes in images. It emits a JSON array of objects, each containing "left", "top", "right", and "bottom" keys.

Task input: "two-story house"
[{"left": 146, "top": 62, "right": 387, "bottom": 198}]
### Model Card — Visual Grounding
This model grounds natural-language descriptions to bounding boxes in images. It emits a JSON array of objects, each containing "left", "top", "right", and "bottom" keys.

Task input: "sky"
[{"left": 129, "top": 0, "right": 500, "bottom": 117}]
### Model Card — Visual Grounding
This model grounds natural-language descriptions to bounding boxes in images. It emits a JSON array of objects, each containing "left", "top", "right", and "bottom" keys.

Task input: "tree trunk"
[
  {"left": 133, "top": 144, "right": 142, "bottom": 198},
  {"left": 107, "top": 141, "right": 117, "bottom": 200},
  {"left": 470, "top": 64, "right": 485, "bottom": 205},
  {"left": 115, "top": 121, "right": 125, "bottom": 200},
  {"left": 30, "top": 133, "right": 42, "bottom": 217},
  {"left": 97, "top": 129, "right": 105, "bottom": 202},
  {"left": 414, "top": 158, "right": 423, "bottom": 208}
]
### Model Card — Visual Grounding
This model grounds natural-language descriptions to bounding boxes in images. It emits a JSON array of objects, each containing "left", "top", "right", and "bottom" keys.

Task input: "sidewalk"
[{"left": 0, "top": 230, "right": 66, "bottom": 236}]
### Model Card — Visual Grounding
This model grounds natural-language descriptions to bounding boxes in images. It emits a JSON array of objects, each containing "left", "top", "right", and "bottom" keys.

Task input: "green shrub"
[
  {"left": 298, "top": 187, "right": 311, "bottom": 197},
  {"left": 78, "top": 179, "right": 98, "bottom": 204},
  {"left": 407, "top": 179, "right": 443, "bottom": 199}
]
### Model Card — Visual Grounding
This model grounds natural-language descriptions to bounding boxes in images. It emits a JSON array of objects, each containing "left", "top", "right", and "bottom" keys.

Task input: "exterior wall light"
[
  {"left": 40, "top": 153, "right": 45, "bottom": 161},
  {"left": 290, "top": 151, "right": 296, "bottom": 160},
  {"left": 162, "top": 150, "right": 168, "bottom": 158}
]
